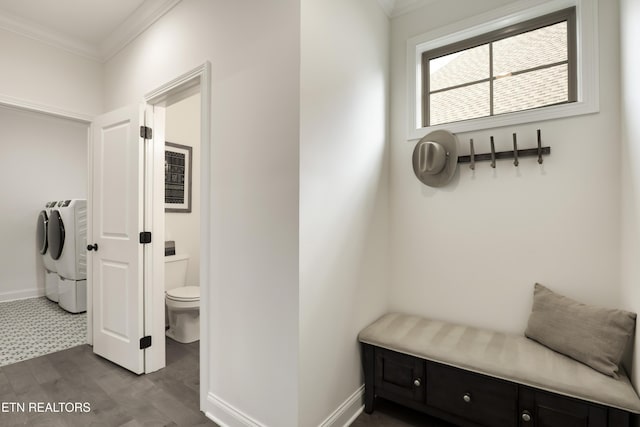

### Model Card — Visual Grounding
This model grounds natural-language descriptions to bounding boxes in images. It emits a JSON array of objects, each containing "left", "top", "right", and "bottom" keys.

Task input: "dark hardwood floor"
[
  {"left": 0, "top": 339, "right": 215, "bottom": 426},
  {"left": 352, "top": 399, "right": 457, "bottom": 427}
]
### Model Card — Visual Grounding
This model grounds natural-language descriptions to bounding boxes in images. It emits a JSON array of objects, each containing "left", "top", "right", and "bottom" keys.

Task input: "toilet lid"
[{"left": 166, "top": 286, "right": 200, "bottom": 301}]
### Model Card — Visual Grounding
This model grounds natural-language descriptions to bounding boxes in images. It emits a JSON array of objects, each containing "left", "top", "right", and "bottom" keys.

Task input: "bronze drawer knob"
[
  {"left": 413, "top": 378, "right": 421, "bottom": 387},
  {"left": 462, "top": 393, "right": 472, "bottom": 403},
  {"left": 522, "top": 410, "right": 532, "bottom": 422}
]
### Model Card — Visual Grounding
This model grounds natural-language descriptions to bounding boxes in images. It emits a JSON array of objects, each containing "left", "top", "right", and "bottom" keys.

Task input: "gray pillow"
[{"left": 525, "top": 283, "right": 636, "bottom": 378}]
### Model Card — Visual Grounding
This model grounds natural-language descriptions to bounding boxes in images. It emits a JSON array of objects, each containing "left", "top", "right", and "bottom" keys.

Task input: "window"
[
  {"left": 422, "top": 8, "right": 576, "bottom": 127},
  {"left": 407, "top": 0, "right": 598, "bottom": 138}
]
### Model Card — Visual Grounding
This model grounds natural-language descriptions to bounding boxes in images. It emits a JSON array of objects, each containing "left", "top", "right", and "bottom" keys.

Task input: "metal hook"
[
  {"left": 469, "top": 139, "right": 475, "bottom": 170},
  {"left": 513, "top": 133, "right": 519, "bottom": 167},
  {"left": 490, "top": 136, "right": 496, "bottom": 168},
  {"left": 537, "top": 129, "right": 543, "bottom": 164}
]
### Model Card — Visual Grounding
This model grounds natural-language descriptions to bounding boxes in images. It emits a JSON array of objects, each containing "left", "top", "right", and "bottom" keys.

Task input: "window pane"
[
  {"left": 430, "top": 44, "right": 489, "bottom": 92},
  {"left": 493, "top": 22, "right": 567, "bottom": 76},
  {"left": 430, "top": 82, "right": 490, "bottom": 125},
  {"left": 494, "top": 64, "right": 568, "bottom": 115}
]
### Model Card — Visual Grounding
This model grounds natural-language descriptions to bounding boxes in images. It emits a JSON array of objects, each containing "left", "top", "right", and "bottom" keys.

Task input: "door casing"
[{"left": 143, "top": 63, "right": 211, "bottom": 412}]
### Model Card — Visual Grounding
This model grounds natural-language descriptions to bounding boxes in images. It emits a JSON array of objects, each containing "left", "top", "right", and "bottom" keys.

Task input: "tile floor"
[
  {"left": 0, "top": 297, "right": 86, "bottom": 367},
  {"left": 0, "top": 339, "right": 213, "bottom": 426},
  {"left": 0, "top": 298, "right": 448, "bottom": 427}
]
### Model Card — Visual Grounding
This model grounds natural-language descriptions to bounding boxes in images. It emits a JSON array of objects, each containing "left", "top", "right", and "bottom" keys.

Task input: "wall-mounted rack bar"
[
  {"left": 457, "top": 129, "right": 550, "bottom": 167},
  {"left": 458, "top": 147, "right": 550, "bottom": 164}
]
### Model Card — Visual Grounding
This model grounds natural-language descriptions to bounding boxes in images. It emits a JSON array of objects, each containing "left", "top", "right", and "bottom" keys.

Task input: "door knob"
[{"left": 87, "top": 243, "right": 98, "bottom": 251}]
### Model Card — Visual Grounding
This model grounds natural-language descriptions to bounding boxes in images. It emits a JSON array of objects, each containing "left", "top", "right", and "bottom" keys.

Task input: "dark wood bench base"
[{"left": 362, "top": 343, "right": 633, "bottom": 427}]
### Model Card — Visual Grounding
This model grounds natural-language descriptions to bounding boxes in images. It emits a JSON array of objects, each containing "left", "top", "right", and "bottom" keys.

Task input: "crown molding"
[
  {"left": 376, "top": 0, "right": 396, "bottom": 17},
  {"left": 0, "top": 9, "right": 100, "bottom": 61},
  {"left": 0, "top": 0, "right": 181, "bottom": 63},
  {"left": 100, "top": 0, "right": 182, "bottom": 62},
  {"left": 377, "top": 0, "right": 438, "bottom": 18},
  {"left": 393, "top": 0, "right": 438, "bottom": 17}
]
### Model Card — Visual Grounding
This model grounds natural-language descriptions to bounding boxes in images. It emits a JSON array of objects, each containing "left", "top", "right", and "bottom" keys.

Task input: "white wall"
[
  {"left": 299, "top": 0, "right": 389, "bottom": 425},
  {"left": 165, "top": 93, "right": 200, "bottom": 287},
  {"left": 0, "top": 28, "right": 102, "bottom": 116},
  {"left": 0, "top": 106, "right": 87, "bottom": 302},
  {"left": 389, "top": 0, "right": 622, "bottom": 334},
  {"left": 104, "top": 1, "right": 300, "bottom": 426},
  {"left": 620, "top": 0, "right": 640, "bottom": 391}
]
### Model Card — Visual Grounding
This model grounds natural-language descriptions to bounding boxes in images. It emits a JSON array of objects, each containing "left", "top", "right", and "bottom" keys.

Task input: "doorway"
[
  {"left": 163, "top": 90, "right": 202, "bottom": 382},
  {"left": 87, "top": 63, "right": 211, "bottom": 411},
  {"left": 0, "top": 106, "right": 89, "bottom": 368},
  {"left": 145, "top": 64, "right": 211, "bottom": 413}
]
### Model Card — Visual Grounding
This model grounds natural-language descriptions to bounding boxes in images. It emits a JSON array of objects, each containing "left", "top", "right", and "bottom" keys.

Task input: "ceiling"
[{"left": 0, "top": 0, "right": 181, "bottom": 61}]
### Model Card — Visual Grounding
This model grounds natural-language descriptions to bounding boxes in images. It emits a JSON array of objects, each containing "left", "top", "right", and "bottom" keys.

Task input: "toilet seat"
[{"left": 166, "top": 286, "right": 200, "bottom": 302}]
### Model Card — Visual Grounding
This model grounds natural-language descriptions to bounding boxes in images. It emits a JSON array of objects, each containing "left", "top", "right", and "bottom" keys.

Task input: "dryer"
[
  {"left": 37, "top": 201, "right": 60, "bottom": 302},
  {"left": 48, "top": 199, "right": 87, "bottom": 313}
]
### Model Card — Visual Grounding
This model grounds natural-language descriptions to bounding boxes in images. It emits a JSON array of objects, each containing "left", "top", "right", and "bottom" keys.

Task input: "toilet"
[{"left": 165, "top": 254, "right": 200, "bottom": 343}]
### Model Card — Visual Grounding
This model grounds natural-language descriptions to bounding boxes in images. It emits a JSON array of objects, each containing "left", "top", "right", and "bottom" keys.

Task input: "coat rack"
[{"left": 458, "top": 129, "right": 550, "bottom": 168}]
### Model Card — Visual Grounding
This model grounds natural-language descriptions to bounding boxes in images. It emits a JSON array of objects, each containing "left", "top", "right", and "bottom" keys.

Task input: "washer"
[
  {"left": 48, "top": 199, "right": 87, "bottom": 313},
  {"left": 37, "top": 201, "right": 60, "bottom": 302}
]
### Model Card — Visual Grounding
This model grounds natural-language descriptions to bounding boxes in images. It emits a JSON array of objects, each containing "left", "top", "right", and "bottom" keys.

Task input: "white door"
[{"left": 89, "top": 105, "right": 146, "bottom": 374}]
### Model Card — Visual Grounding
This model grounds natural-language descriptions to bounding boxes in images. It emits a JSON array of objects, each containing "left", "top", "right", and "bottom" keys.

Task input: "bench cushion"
[{"left": 358, "top": 313, "right": 640, "bottom": 413}]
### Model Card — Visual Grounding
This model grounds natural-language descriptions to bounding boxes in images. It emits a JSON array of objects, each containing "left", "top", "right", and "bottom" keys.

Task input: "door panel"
[
  {"left": 90, "top": 105, "right": 145, "bottom": 374},
  {"left": 374, "top": 347, "right": 426, "bottom": 404},
  {"left": 519, "top": 387, "right": 607, "bottom": 427},
  {"left": 100, "top": 260, "right": 130, "bottom": 339}
]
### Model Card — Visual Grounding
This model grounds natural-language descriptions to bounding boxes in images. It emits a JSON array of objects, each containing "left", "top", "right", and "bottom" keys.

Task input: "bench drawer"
[
  {"left": 374, "top": 348, "right": 426, "bottom": 404},
  {"left": 427, "top": 363, "right": 517, "bottom": 427}
]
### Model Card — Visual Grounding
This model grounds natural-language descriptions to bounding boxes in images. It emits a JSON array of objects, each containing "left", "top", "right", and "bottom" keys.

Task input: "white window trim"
[{"left": 406, "top": 0, "right": 599, "bottom": 140}]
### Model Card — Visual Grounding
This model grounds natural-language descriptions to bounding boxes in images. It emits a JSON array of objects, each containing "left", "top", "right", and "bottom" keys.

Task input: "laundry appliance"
[
  {"left": 37, "top": 201, "right": 61, "bottom": 302},
  {"left": 48, "top": 199, "right": 87, "bottom": 313}
]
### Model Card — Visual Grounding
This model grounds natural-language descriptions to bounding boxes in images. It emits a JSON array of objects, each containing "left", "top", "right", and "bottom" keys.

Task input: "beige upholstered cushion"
[
  {"left": 525, "top": 283, "right": 636, "bottom": 378},
  {"left": 359, "top": 313, "right": 640, "bottom": 413}
]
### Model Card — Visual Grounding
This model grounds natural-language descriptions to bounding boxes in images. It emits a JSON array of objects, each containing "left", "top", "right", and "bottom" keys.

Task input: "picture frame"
[{"left": 165, "top": 141, "right": 192, "bottom": 213}]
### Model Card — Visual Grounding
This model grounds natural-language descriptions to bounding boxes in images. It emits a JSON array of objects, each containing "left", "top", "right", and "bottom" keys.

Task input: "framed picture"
[{"left": 165, "top": 141, "right": 192, "bottom": 213}]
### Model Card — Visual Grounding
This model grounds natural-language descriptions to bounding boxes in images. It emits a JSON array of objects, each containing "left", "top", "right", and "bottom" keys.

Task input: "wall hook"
[
  {"left": 469, "top": 139, "right": 475, "bottom": 170},
  {"left": 490, "top": 136, "right": 496, "bottom": 168},
  {"left": 537, "top": 129, "right": 543, "bottom": 164},
  {"left": 457, "top": 130, "right": 550, "bottom": 167}
]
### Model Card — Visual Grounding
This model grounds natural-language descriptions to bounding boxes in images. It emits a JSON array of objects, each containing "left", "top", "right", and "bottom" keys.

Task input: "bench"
[{"left": 358, "top": 313, "right": 640, "bottom": 427}]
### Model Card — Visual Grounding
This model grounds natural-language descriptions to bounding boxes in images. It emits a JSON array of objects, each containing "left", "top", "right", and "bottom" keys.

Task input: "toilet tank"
[{"left": 165, "top": 254, "right": 189, "bottom": 291}]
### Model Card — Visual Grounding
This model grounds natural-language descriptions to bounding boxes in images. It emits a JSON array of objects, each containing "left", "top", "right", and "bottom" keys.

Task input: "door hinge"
[
  {"left": 140, "top": 126, "right": 153, "bottom": 139},
  {"left": 140, "top": 336, "right": 152, "bottom": 350},
  {"left": 139, "top": 231, "right": 152, "bottom": 244}
]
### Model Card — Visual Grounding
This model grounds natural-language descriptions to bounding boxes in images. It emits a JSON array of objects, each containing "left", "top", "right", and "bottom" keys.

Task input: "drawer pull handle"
[
  {"left": 413, "top": 378, "right": 421, "bottom": 387},
  {"left": 462, "top": 393, "right": 472, "bottom": 403},
  {"left": 522, "top": 410, "right": 532, "bottom": 422}
]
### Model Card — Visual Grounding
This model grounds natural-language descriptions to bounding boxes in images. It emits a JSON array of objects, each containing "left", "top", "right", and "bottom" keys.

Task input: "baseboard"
[
  {"left": 205, "top": 392, "right": 266, "bottom": 427},
  {"left": 204, "top": 386, "right": 364, "bottom": 427},
  {"left": 319, "top": 385, "right": 365, "bottom": 427},
  {"left": 0, "top": 288, "right": 45, "bottom": 302}
]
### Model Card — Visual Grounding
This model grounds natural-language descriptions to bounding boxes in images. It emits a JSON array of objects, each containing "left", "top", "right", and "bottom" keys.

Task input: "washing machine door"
[
  {"left": 48, "top": 210, "right": 65, "bottom": 261},
  {"left": 36, "top": 210, "right": 48, "bottom": 255}
]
